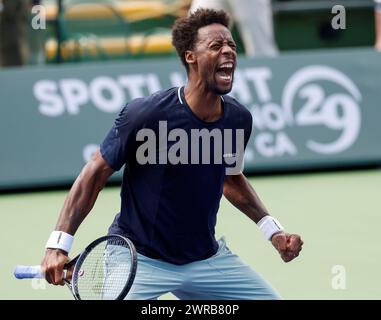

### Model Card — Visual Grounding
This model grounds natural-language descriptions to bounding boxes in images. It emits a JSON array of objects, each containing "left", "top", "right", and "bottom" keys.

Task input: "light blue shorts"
[{"left": 123, "top": 237, "right": 281, "bottom": 300}]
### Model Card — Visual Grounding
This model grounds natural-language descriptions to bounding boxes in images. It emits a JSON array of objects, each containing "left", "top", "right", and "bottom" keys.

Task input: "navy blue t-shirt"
[{"left": 100, "top": 87, "right": 252, "bottom": 265}]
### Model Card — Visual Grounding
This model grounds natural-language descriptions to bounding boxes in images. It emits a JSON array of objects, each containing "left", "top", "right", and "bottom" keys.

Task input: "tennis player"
[{"left": 41, "top": 9, "right": 303, "bottom": 300}]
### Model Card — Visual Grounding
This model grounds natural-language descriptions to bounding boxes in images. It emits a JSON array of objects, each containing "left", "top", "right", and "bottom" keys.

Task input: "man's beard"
[{"left": 206, "top": 77, "right": 233, "bottom": 95}]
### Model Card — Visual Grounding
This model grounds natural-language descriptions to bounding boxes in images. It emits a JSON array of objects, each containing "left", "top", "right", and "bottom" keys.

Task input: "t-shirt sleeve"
[
  {"left": 100, "top": 99, "right": 144, "bottom": 171},
  {"left": 243, "top": 109, "right": 253, "bottom": 150}
]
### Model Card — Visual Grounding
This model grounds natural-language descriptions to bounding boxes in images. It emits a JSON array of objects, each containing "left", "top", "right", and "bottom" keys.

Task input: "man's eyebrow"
[
  {"left": 209, "top": 37, "right": 235, "bottom": 44},
  {"left": 209, "top": 34, "right": 233, "bottom": 41},
  {"left": 197, "top": 32, "right": 233, "bottom": 45}
]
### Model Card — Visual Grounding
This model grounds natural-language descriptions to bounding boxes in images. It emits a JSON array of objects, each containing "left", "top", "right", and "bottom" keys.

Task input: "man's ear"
[{"left": 185, "top": 50, "right": 196, "bottom": 66}]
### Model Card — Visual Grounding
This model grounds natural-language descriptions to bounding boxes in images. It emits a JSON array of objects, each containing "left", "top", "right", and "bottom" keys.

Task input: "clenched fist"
[
  {"left": 41, "top": 248, "right": 70, "bottom": 285},
  {"left": 271, "top": 232, "right": 303, "bottom": 263}
]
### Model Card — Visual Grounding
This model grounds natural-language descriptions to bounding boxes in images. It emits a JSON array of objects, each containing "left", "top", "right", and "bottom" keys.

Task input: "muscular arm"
[
  {"left": 54, "top": 149, "right": 114, "bottom": 235},
  {"left": 223, "top": 173, "right": 269, "bottom": 224},
  {"left": 223, "top": 173, "right": 303, "bottom": 263},
  {"left": 42, "top": 150, "right": 114, "bottom": 285}
]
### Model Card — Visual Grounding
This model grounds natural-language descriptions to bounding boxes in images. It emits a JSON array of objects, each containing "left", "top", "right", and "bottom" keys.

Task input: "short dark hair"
[{"left": 171, "top": 8, "right": 230, "bottom": 72}]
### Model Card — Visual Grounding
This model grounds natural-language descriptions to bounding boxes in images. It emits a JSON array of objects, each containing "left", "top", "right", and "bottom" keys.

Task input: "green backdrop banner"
[{"left": 1, "top": 48, "right": 380, "bottom": 189}]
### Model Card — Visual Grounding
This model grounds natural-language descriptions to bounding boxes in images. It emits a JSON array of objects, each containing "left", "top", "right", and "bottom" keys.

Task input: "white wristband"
[
  {"left": 257, "top": 216, "right": 284, "bottom": 240},
  {"left": 45, "top": 231, "right": 74, "bottom": 253}
]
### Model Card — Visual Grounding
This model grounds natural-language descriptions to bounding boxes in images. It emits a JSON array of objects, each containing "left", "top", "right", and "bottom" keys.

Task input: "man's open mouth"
[{"left": 216, "top": 62, "right": 234, "bottom": 82}]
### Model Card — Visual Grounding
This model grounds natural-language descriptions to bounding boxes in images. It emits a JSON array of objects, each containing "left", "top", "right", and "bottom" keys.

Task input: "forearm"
[
  {"left": 54, "top": 152, "right": 113, "bottom": 235},
  {"left": 223, "top": 173, "right": 269, "bottom": 224}
]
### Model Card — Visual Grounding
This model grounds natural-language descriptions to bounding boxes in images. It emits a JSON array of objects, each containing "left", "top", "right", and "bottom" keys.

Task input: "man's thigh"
[
  {"left": 173, "top": 239, "right": 281, "bottom": 300},
  {"left": 125, "top": 253, "right": 184, "bottom": 300}
]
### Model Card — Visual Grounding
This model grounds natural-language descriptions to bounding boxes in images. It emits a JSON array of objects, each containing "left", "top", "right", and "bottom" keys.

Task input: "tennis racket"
[{"left": 14, "top": 234, "right": 137, "bottom": 300}]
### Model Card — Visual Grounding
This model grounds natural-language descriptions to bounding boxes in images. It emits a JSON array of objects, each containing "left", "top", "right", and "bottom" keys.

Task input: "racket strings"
[{"left": 75, "top": 237, "right": 134, "bottom": 300}]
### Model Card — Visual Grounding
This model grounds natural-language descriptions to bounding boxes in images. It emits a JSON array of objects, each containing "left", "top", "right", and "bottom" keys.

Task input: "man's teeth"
[
  {"left": 220, "top": 63, "right": 233, "bottom": 69},
  {"left": 217, "top": 63, "right": 233, "bottom": 81}
]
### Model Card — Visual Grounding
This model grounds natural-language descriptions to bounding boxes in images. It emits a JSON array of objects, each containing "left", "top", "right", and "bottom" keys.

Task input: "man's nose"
[{"left": 221, "top": 44, "right": 236, "bottom": 56}]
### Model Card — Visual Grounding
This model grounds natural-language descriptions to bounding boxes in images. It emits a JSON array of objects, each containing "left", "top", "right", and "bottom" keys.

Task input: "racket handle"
[{"left": 14, "top": 265, "right": 44, "bottom": 279}]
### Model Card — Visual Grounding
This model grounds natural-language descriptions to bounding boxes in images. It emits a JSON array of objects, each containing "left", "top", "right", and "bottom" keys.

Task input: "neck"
[{"left": 184, "top": 81, "right": 223, "bottom": 123}]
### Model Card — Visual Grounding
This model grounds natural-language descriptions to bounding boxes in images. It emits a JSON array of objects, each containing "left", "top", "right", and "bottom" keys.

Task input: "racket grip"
[{"left": 14, "top": 265, "right": 44, "bottom": 279}]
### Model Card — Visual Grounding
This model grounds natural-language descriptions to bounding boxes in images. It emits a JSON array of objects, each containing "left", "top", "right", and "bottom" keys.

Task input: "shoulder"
[
  {"left": 150, "top": 87, "right": 180, "bottom": 105},
  {"left": 116, "top": 87, "right": 178, "bottom": 127},
  {"left": 123, "top": 87, "right": 178, "bottom": 113},
  {"left": 133, "top": 87, "right": 178, "bottom": 107},
  {"left": 223, "top": 94, "right": 252, "bottom": 123}
]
